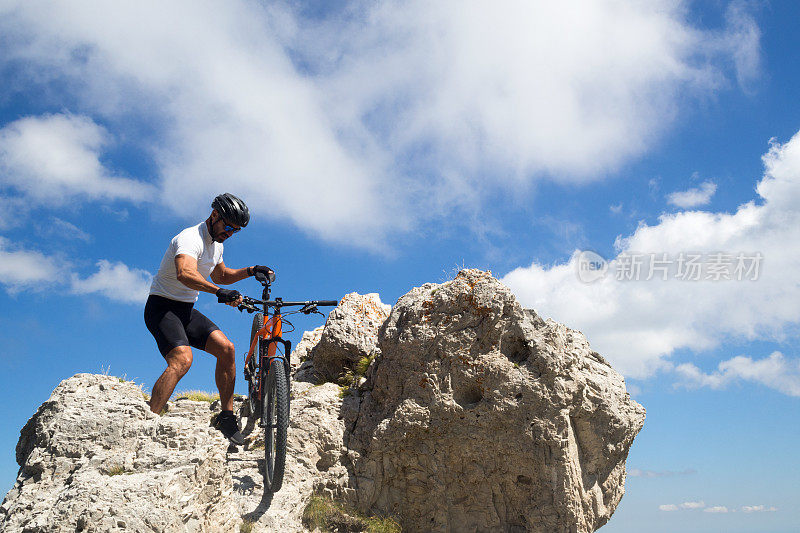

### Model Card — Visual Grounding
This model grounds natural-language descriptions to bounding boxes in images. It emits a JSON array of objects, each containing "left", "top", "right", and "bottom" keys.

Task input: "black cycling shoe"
[{"left": 215, "top": 412, "right": 245, "bottom": 446}]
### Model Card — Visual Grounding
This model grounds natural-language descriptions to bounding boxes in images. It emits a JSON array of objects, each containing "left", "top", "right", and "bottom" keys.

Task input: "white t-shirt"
[{"left": 149, "top": 222, "right": 224, "bottom": 302}]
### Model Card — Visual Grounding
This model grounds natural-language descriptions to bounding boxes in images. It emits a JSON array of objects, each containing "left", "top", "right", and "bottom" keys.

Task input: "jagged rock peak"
[
  {"left": 343, "top": 268, "right": 645, "bottom": 533},
  {"left": 300, "top": 292, "right": 391, "bottom": 384}
]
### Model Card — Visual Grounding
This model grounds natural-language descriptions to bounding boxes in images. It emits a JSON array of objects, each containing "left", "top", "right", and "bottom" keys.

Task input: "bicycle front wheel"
[{"left": 263, "top": 357, "right": 289, "bottom": 492}]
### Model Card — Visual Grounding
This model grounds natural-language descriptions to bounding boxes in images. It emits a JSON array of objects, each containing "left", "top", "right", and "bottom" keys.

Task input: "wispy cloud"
[
  {"left": 629, "top": 468, "right": 697, "bottom": 478},
  {"left": 71, "top": 260, "right": 152, "bottom": 304},
  {"left": 36, "top": 217, "right": 92, "bottom": 242},
  {"left": 0, "top": 236, "right": 63, "bottom": 292},
  {"left": 0, "top": 114, "right": 155, "bottom": 206},
  {"left": 658, "top": 501, "right": 706, "bottom": 511},
  {"left": 704, "top": 506, "right": 729, "bottom": 513},
  {"left": 742, "top": 505, "right": 778, "bottom": 513},
  {"left": 0, "top": 237, "right": 150, "bottom": 304},
  {"left": 667, "top": 180, "right": 718, "bottom": 208},
  {"left": 681, "top": 500, "right": 706, "bottom": 510},
  {"left": 675, "top": 352, "right": 800, "bottom": 397},
  {"left": 503, "top": 130, "right": 800, "bottom": 378},
  {"left": 0, "top": 0, "right": 762, "bottom": 249}
]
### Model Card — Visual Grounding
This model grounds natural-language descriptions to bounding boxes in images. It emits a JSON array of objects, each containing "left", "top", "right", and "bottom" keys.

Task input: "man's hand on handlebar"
[
  {"left": 251, "top": 265, "right": 275, "bottom": 283},
  {"left": 216, "top": 288, "right": 243, "bottom": 307}
]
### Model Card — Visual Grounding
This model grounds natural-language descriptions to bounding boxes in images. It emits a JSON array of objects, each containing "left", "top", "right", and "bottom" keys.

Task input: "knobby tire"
[
  {"left": 247, "top": 313, "right": 264, "bottom": 418},
  {"left": 264, "top": 357, "right": 289, "bottom": 492}
]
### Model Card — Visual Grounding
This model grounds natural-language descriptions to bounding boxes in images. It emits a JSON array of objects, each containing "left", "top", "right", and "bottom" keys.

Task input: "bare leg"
[
  {"left": 204, "top": 329, "right": 236, "bottom": 412},
  {"left": 150, "top": 346, "right": 193, "bottom": 414}
]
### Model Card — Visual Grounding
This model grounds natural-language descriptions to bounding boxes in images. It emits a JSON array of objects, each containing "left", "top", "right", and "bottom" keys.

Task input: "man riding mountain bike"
[{"left": 144, "top": 193, "right": 274, "bottom": 446}]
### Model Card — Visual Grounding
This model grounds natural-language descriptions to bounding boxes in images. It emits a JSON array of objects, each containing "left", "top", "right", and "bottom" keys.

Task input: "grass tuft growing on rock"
[
  {"left": 337, "top": 369, "right": 355, "bottom": 387},
  {"left": 103, "top": 464, "right": 130, "bottom": 476},
  {"left": 355, "top": 353, "right": 376, "bottom": 377},
  {"left": 176, "top": 390, "right": 220, "bottom": 402},
  {"left": 302, "top": 493, "right": 401, "bottom": 533},
  {"left": 239, "top": 519, "right": 255, "bottom": 532}
]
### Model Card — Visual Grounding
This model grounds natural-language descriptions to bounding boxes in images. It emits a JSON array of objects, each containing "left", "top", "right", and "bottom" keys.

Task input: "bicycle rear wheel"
[
  {"left": 247, "top": 313, "right": 264, "bottom": 418},
  {"left": 264, "top": 357, "right": 289, "bottom": 492}
]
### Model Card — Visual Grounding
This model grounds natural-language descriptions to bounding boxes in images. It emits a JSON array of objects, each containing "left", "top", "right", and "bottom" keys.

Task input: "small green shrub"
[
  {"left": 239, "top": 520, "right": 255, "bottom": 533},
  {"left": 355, "top": 353, "right": 375, "bottom": 377},
  {"left": 337, "top": 369, "right": 355, "bottom": 387},
  {"left": 302, "top": 493, "right": 401, "bottom": 533}
]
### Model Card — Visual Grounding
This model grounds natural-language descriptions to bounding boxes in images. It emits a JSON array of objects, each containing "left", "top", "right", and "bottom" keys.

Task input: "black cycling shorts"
[{"left": 144, "top": 295, "right": 220, "bottom": 357}]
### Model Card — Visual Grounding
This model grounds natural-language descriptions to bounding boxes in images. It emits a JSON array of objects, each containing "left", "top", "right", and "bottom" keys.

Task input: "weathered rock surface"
[
  {"left": 342, "top": 270, "right": 645, "bottom": 532},
  {"left": 1, "top": 374, "right": 347, "bottom": 532},
  {"left": 2, "top": 270, "right": 644, "bottom": 533},
  {"left": 305, "top": 292, "right": 391, "bottom": 383}
]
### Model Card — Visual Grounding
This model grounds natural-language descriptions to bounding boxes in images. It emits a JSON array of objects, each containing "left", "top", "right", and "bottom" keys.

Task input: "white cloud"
[
  {"left": 742, "top": 505, "right": 777, "bottom": 513},
  {"left": 0, "top": 1, "right": 760, "bottom": 248},
  {"left": 681, "top": 500, "right": 706, "bottom": 509},
  {"left": 667, "top": 181, "right": 717, "bottom": 208},
  {"left": 311, "top": 1, "right": 759, "bottom": 183},
  {"left": 502, "top": 129, "right": 800, "bottom": 378},
  {"left": 0, "top": 236, "right": 63, "bottom": 292},
  {"left": 36, "top": 217, "right": 92, "bottom": 242},
  {"left": 0, "top": 238, "right": 150, "bottom": 304},
  {"left": 71, "top": 260, "right": 152, "bottom": 304},
  {"left": 610, "top": 203, "right": 623, "bottom": 215},
  {"left": 0, "top": 114, "right": 155, "bottom": 206},
  {"left": 629, "top": 468, "right": 696, "bottom": 478},
  {"left": 675, "top": 352, "right": 800, "bottom": 397},
  {"left": 660, "top": 501, "right": 776, "bottom": 514},
  {"left": 0, "top": 2, "right": 390, "bottom": 249},
  {"left": 722, "top": 0, "right": 762, "bottom": 91}
]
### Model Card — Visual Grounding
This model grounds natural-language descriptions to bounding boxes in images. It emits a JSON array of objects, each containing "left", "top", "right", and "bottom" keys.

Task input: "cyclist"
[{"left": 144, "top": 192, "right": 274, "bottom": 446}]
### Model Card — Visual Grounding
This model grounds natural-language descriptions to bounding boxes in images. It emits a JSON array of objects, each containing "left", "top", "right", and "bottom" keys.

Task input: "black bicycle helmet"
[{"left": 211, "top": 193, "right": 250, "bottom": 227}]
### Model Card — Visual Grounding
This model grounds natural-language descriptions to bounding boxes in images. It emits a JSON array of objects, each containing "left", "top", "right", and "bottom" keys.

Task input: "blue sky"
[{"left": 1, "top": 1, "right": 799, "bottom": 531}]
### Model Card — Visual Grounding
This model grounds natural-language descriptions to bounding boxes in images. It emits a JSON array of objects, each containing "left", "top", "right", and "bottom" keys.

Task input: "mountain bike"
[{"left": 237, "top": 271, "right": 337, "bottom": 492}]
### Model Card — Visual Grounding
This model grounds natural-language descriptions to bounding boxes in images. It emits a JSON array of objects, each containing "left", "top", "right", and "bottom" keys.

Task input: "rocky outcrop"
[
  {"left": 0, "top": 374, "right": 347, "bottom": 532},
  {"left": 2, "top": 271, "right": 644, "bottom": 533},
  {"left": 301, "top": 292, "right": 391, "bottom": 384},
  {"left": 342, "top": 270, "right": 645, "bottom": 532}
]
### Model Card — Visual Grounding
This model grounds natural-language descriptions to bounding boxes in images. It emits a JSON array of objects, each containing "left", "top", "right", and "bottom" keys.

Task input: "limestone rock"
[
  {"left": 308, "top": 292, "right": 391, "bottom": 383},
  {"left": 2, "top": 271, "right": 643, "bottom": 533},
  {"left": 1, "top": 375, "right": 347, "bottom": 533},
  {"left": 292, "top": 325, "right": 324, "bottom": 383},
  {"left": 1, "top": 374, "right": 240, "bottom": 532},
  {"left": 343, "top": 269, "right": 645, "bottom": 533}
]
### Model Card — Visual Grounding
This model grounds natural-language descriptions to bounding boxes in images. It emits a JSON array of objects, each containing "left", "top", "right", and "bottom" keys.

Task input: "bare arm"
[
  {"left": 175, "top": 254, "right": 222, "bottom": 294},
  {"left": 210, "top": 261, "right": 252, "bottom": 285}
]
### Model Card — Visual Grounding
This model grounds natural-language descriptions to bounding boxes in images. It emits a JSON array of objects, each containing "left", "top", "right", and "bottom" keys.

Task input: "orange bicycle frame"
[{"left": 244, "top": 311, "right": 283, "bottom": 401}]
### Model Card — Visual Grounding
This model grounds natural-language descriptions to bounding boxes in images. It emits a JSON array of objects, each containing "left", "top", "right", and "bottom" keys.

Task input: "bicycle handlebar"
[{"left": 236, "top": 295, "right": 338, "bottom": 314}]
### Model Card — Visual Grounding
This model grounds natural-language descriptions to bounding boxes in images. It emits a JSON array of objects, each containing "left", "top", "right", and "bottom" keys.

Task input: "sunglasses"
[{"left": 218, "top": 217, "right": 241, "bottom": 234}]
